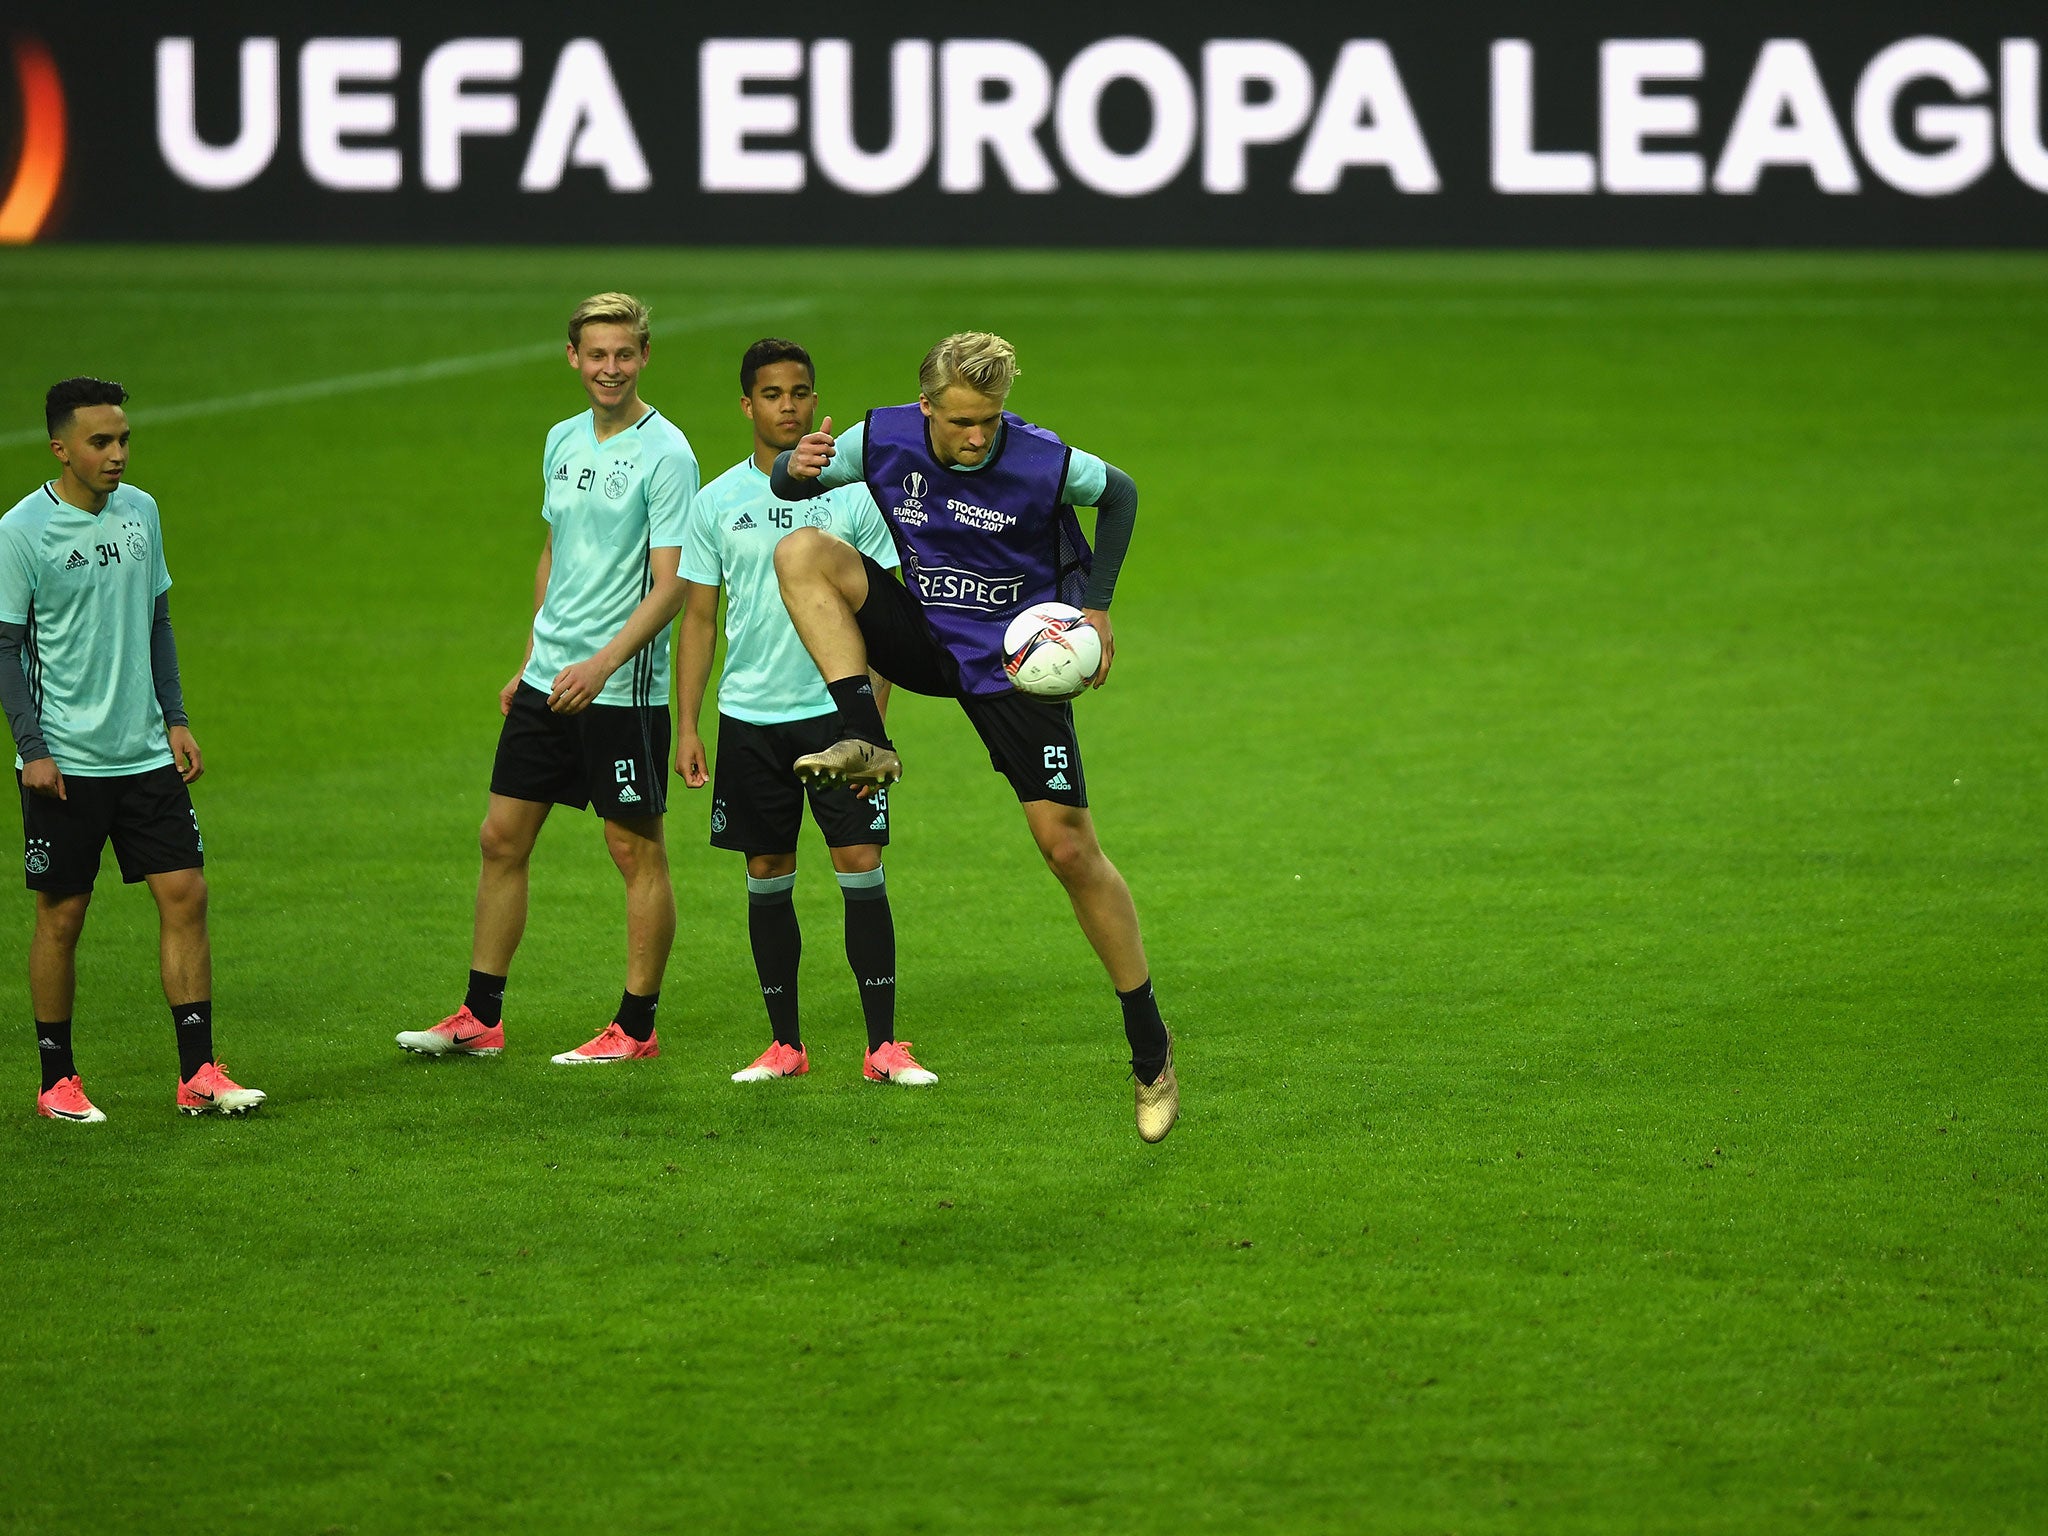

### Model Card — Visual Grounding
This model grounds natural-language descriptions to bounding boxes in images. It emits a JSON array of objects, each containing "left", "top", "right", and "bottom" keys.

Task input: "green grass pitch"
[{"left": 0, "top": 248, "right": 2041, "bottom": 1533}]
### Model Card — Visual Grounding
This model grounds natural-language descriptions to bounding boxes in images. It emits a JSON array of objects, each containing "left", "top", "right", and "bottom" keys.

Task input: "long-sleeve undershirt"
[{"left": 0, "top": 591, "right": 186, "bottom": 765}]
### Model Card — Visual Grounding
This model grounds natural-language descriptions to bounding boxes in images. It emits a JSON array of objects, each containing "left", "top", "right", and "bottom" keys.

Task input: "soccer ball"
[{"left": 1002, "top": 602, "right": 1102, "bottom": 699}]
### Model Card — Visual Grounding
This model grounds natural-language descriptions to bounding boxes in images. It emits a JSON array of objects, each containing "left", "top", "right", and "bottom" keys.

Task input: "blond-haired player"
[
  {"left": 400, "top": 294, "right": 699, "bottom": 1065},
  {"left": 769, "top": 332, "right": 1178, "bottom": 1142}
]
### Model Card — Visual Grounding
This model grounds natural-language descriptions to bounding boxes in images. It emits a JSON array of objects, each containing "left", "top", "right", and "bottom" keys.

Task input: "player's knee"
[
  {"left": 158, "top": 872, "right": 208, "bottom": 925},
  {"left": 1037, "top": 830, "right": 1096, "bottom": 885},
  {"left": 747, "top": 852, "right": 797, "bottom": 881},
  {"left": 478, "top": 818, "right": 524, "bottom": 866},
  {"left": 605, "top": 820, "right": 667, "bottom": 879},
  {"left": 829, "top": 844, "right": 881, "bottom": 876},
  {"left": 35, "top": 891, "right": 91, "bottom": 945},
  {"left": 773, "top": 526, "right": 830, "bottom": 583}
]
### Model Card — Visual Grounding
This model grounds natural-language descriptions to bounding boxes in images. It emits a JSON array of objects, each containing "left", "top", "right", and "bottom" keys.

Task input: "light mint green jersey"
[
  {"left": 524, "top": 408, "right": 699, "bottom": 709},
  {"left": 0, "top": 482, "right": 175, "bottom": 776},
  {"left": 682, "top": 457, "right": 899, "bottom": 725},
  {"left": 816, "top": 420, "right": 1109, "bottom": 505}
]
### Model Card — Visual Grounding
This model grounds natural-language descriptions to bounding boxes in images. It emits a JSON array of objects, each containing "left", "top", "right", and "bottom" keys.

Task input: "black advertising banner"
[{"left": 3, "top": 1, "right": 2045, "bottom": 246}]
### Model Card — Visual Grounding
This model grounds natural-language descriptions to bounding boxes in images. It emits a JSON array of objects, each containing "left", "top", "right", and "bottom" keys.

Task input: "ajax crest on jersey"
[{"left": 1002, "top": 602, "right": 1101, "bottom": 700}]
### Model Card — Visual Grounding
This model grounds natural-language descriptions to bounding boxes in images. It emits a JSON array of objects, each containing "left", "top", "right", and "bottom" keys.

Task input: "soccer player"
[
  {"left": 768, "top": 333, "right": 1179, "bottom": 1142},
  {"left": 675, "top": 339, "right": 933, "bottom": 1087},
  {"left": 0, "top": 378, "right": 264, "bottom": 1122},
  {"left": 398, "top": 294, "right": 698, "bottom": 1065}
]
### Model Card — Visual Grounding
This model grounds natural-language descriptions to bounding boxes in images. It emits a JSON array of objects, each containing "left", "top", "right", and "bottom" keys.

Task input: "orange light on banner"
[{"left": 0, "top": 35, "right": 66, "bottom": 244}]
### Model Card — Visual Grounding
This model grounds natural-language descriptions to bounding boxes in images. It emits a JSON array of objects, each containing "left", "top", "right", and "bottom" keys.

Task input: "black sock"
[
  {"left": 464, "top": 969, "right": 507, "bottom": 1028},
  {"left": 616, "top": 989, "right": 659, "bottom": 1042},
  {"left": 36, "top": 1019, "right": 75, "bottom": 1092},
  {"left": 747, "top": 874, "right": 803, "bottom": 1048},
  {"left": 1118, "top": 979, "right": 1169, "bottom": 1085},
  {"left": 839, "top": 868, "right": 896, "bottom": 1051},
  {"left": 172, "top": 1001, "right": 213, "bottom": 1082},
  {"left": 826, "top": 676, "right": 890, "bottom": 747}
]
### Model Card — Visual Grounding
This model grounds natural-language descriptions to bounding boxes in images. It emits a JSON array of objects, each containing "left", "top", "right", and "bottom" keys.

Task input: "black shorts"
[
  {"left": 19, "top": 763, "right": 205, "bottom": 894},
  {"left": 710, "top": 712, "right": 891, "bottom": 854},
  {"left": 855, "top": 556, "right": 1088, "bottom": 808},
  {"left": 490, "top": 682, "right": 670, "bottom": 819}
]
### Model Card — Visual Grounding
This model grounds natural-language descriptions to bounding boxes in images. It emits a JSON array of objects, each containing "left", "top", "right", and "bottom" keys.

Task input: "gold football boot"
[
  {"left": 1134, "top": 1033, "right": 1179, "bottom": 1143},
  {"left": 792, "top": 738, "right": 902, "bottom": 788}
]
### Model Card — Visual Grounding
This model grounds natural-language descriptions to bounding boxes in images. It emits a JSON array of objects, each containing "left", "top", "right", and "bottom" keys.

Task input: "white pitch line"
[{"left": 0, "top": 300, "right": 813, "bottom": 452}]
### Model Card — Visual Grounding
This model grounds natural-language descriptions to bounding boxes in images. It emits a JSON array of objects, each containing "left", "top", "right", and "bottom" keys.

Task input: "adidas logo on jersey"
[
  {"left": 1046, "top": 771, "right": 1072, "bottom": 791},
  {"left": 64, "top": 550, "right": 86, "bottom": 570},
  {"left": 869, "top": 811, "right": 887, "bottom": 830},
  {"left": 617, "top": 785, "right": 642, "bottom": 804},
  {"left": 553, "top": 464, "right": 570, "bottom": 481},
  {"left": 731, "top": 512, "right": 757, "bottom": 531}
]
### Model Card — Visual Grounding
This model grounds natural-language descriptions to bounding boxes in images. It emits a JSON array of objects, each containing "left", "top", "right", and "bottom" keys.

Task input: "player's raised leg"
[
  {"left": 551, "top": 812, "right": 670, "bottom": 1063},
  {"left": 1023, "top": 799, "right": 1176, "bottom": 1141},
  {"left": 764, "top": 332, "right": 1171, "bottom": 1139},
  {"left": 399, "top": 792, "right": 547, "bottom": 1056},
  {"left": 773, "top": 530, "right": 900, "bottom": 787},
  {"left": 31, "top": 890, "right": 102, "bottom": 1122},
  {"left": 150, "top": 867, "right": 263, "bottom": 1115}
]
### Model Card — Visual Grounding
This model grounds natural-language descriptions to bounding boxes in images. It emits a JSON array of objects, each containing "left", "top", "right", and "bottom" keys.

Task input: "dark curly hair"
[
  {"left": 46, "top": 377, "right": 129, "bottom": 439},
  {"left": 741, "top": 339, "right": 813, "bottom": 396}
]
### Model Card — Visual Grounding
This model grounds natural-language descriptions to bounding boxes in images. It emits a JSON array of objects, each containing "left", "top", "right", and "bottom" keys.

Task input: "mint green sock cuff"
[{"left": 747, "top": 873, "right": 797, "bottom": 905}]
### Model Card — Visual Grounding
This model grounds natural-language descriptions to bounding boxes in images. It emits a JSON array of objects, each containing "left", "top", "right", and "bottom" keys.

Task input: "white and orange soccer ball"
[{"left": 1002, "top": 602, "right": 1102, "bottom": 699}]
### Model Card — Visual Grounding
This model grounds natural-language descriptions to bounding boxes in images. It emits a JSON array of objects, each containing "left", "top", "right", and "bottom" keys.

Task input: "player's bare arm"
[
  {"left": 549, "top": 546, "right": 688, "bottom": 714},
  {"left": 674, "top": 578, "right": 721, "bottom": 787},
  {"left": 504, "top": 530, "right": 552, "bottom": 715}
]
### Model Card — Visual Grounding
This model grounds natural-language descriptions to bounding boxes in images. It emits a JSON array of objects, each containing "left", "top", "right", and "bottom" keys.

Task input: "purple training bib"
[{"left": 863, "top": 404, "right": 1093, "bottom": 695}]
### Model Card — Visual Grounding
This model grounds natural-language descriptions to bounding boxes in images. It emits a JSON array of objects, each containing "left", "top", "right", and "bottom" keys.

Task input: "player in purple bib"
[
  {"left": 857, "top": 403, "right": 1094, "bottom": 695},
  {"left": 769, "top": 333, "right": 1179, "bottom": 1143}
]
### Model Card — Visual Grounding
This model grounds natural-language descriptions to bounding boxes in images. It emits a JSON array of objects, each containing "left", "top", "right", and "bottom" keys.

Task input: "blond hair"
[
  {"left": 919, "top": 332, "right": 1019, "bottom": 402},
  {"left": 568, "top": 291, "right": 652, "bottom": 351}
]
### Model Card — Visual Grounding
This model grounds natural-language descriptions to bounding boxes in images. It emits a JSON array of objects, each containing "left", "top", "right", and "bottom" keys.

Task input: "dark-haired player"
[
  {"left": 0, "top": 378, "right": 264, "bottom": 1121},
  {"left": 769, "top": 333, "right": 1178, "bottom": 1141},
  {"left": 675, "top": 339, "right": 932, "bottom": 1086},
  {"left": 399, "top": 292, "right": 699, "bottom": 1066}
]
